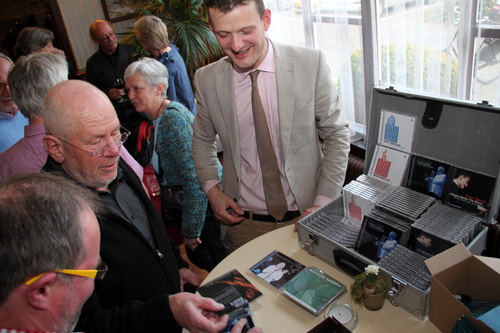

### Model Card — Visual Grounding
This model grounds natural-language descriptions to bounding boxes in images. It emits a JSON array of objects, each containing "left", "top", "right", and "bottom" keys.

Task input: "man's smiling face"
[{"left": 209, "top": 2, "right": 271, "bottom": 72}]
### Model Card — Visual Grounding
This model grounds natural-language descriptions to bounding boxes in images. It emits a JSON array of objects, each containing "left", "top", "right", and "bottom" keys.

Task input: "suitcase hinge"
[{"left": 389, "top": 276, "right": 407, "bottom": 307}]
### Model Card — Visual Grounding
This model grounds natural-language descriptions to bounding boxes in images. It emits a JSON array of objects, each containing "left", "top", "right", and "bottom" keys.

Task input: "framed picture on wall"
[{"left": 101, "top": 0, "right": 144, "bottom": 22}]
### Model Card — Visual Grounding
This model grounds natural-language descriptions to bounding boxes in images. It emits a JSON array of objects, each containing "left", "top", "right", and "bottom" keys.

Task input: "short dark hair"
[
  {"left": 0, "top": 172, "right": 101, "bottom": 305},
  {"left": 204, "top": 0, "right": 265, "bottom": 18},
  {"left": 13, "top": 27, "right": 55, "bottom": 58}
]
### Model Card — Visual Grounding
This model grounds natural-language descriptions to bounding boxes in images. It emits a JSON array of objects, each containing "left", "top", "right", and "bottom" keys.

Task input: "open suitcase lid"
[{"left": 364, "top": 87, "right": 500, "bottom": 223}]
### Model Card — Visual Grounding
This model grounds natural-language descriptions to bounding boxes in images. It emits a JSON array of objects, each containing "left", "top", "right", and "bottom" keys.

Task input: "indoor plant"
[
  {"left": 122, "top": 0, "right": 224, "bottom": 82},
  {"left": 349, "top": 264, "right": 389, "bottom": 310}
]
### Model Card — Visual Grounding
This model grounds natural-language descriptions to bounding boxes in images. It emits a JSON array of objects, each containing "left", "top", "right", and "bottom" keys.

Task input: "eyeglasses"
[
  {"left": 0, "top": 82, "right": 8, "bottom": 94},
  {"left": 25, "top": 262, "right": 108, "bottom": 286},
  {"left": 96, "top": 32, "right": 116, "bottom": 42},
  {"left": 56, "top": 127, "right": 130, "bottom": 158}
]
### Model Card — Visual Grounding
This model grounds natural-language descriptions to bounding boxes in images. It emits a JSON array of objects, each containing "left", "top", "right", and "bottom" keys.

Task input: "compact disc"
[{"left": 324, "top": 303, "right": 358, "bottom": 330}]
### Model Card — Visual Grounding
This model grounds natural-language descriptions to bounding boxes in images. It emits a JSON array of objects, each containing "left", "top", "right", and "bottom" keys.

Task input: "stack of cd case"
[
  {"left": 300, "top": 210, "right": 360, "bottom": 248},
  {"left": 342, "top": 180, "right": 390, "bottom": 228},
  {"left": 378, "top": 244, "right": 432, "bottom": 292},
  {"left": 375, "top": 186, "right": 436, "bottom": 223},
  {"left": 411, "top": 203, "right": 484, "bottom": 258},
  {"left": 355, "top": 174, "right": 396, "bottom": 193}
]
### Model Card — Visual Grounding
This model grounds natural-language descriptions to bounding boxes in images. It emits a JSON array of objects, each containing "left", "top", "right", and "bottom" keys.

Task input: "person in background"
[
  {"left": 0, "top": 52, "right": 143, "bottom": 183},
  {"left": 13, "top": 26, "right": 78, "bottom": 79},
  {"left": 42, "top": 79, "right": 232, "bottom": 333},
  {"left": 134, "top": 15, "right": 197, "bottom": 115},
  {"left": 0, "top": 52, "right": 68, "bottom": 182},
  {"left": 86, "top": 20, "right": 144, "bottom": 151},
  {"left": 13, "top": 27, "right": 65, "bottom": 58},
  {"left": 124, "top": 58, "right": 228, "bottom": 271},
  {"left": 0, "top": 172, "right": 103, "bottom": 333},
  {"left": 0, "top": 53, "right": 28, "bottom": 153},
  {"left": 192, "top": 0, "right": 350, "bottom": 251}
]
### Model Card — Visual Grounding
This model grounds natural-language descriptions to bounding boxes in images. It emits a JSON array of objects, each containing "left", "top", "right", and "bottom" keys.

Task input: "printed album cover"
[
  {"left": 249, "top": 250, "right": 306, "bottom": 290},
  {"left": 378, "top": 110, "right": 416, "bottom": 153},
  {"left": 356, "top": 213, "right": 411, "bottom": 263},
  {"left": 368, "top": 145, "right": 410, "bottom": 185},
  {"left": 250, "top": 251, "right": 347, "bottom": 316},
  {"left": 444, "top": 167, "right": 495, "bottom": 216},
  {"left": 197, "top": 269, "right": 262, "bottom": 314},
  {"left": 281, "top": 267, "right": 347, "bottom": 316},
  {"left": 406, "top": 155, "right": 452, "bottom": 200}
]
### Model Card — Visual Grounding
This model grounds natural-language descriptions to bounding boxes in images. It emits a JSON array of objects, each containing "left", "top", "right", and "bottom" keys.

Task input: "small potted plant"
[{"left": 349, "top": 264, "right": 389, "bottom": 311}]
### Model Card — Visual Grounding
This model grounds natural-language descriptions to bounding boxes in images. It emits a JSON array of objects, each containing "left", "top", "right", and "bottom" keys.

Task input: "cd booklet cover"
[
  {"left": 250, "top": 251, "right": 346, "bottom": 316},
  {"left": 249, "top": 250, "right": 305, "bottom": 290},
  {"left": 197, "top": 269, "right": 262, "bottom": 315}
]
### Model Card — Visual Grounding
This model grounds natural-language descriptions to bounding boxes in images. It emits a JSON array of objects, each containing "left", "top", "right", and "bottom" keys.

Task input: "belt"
[{"left": 243, "top": 210, "right": 300, "bottom": 223}]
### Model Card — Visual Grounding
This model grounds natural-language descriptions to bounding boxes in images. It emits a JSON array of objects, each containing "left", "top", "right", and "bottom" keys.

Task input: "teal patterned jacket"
[{"left": 156, "top": 101, "right": 223, "bottom": 238}]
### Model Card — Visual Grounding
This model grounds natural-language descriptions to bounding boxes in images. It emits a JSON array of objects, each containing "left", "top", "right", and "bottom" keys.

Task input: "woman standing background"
[
  {"left": 134, "top": 15, "right": 197, "bottom": 115},
  {"left": 13, "top": 27, "right": 77, "bottom": 79},
  {"left": 124, "top": 58, "right": 227, "bottom": 271}
]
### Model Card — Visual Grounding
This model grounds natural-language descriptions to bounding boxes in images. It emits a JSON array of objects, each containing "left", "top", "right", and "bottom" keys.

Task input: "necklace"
[{"left": 154, "top": 98, "right": 167, "bottom": 120}]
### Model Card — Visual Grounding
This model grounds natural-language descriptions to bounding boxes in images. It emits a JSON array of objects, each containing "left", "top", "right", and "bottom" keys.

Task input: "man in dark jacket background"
[{"left": 86, "top": 20, "right": 144, "bottom": 154}]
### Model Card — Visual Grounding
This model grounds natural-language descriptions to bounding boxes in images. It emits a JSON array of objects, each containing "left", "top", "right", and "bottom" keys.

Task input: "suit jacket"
[{"left": 192, "top": 40, "right": 350, "bottom": 212}]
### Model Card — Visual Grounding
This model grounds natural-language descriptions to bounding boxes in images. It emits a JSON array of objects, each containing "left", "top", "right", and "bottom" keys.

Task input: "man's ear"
[
  {"left": 25, "top": 272, "right": 58, "bottom": 311},
  {"left": 43, "top": 135, "right": 65, "bottom": 164}
]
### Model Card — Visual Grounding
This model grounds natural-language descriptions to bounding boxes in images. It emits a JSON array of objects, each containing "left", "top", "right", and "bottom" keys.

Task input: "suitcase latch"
[
  {"left": 389, "top": 276, "right": 407, "bottom": 307},
  {"left": 300, "top": 233, "right": 318, "bottom": 256}
]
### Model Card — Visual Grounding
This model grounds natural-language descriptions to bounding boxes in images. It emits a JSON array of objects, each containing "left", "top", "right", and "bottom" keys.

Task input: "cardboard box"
[{"left": 425, "top": 243, "right": 500, "bottom": 332}]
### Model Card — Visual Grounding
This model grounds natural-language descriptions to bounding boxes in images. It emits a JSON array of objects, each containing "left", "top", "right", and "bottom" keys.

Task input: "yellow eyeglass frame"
[{"left": 25, "top": 262, "right": 108, "bottom": 286}]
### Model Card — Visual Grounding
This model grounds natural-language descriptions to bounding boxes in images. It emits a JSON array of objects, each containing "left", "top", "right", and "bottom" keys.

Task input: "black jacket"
[
  {"left": 43, "top": 156, "right": 188, "bottom": 332},
  {"left": 86, "top": 44, "right": 144, "bottom": 131}
]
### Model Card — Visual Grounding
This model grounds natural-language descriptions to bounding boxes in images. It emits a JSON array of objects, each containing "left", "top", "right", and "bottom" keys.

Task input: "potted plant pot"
[
  {"left": 349, "top": 265, "right": 389, "bottom": 310},
  {"left": 362, "top": 289, "right": 387, "bottom": 311}
]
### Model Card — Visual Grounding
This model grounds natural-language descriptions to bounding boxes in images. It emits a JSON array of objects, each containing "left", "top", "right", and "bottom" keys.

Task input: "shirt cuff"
[
  {"left": 201, "top": 180, "right": 222, "bottom": 195},
  {"left": 313, "top": 195, "right": 333, "bottom": 207}
]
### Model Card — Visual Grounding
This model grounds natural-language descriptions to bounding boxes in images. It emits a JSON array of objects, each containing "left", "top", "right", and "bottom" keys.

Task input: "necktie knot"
[{"left": 250, "top": 70, "right": 260, "bottom": 83}]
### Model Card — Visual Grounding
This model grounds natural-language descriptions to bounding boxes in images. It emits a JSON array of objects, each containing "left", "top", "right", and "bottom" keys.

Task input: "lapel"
[
  {"left": 274, "top": 41, "right": 296, "bottom": 163},
  {"left": 215, "top": 60, "right": 241, "bottom": 177}
]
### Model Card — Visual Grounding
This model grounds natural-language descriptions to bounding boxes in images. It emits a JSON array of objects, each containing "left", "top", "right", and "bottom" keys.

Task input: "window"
[{"left": 266, "top": 0, "right": 500, "bottom": 140}]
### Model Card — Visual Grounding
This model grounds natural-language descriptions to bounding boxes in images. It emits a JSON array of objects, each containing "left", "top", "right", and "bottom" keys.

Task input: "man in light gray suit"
[{"left": 192, "top": 0, "right": 350, "bottom": 251}]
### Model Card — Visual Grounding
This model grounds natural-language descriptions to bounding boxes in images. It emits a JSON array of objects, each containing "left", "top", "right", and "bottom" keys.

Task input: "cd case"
[
  {"left": 197, "top": 269, "right": 262, "bottom": 315},
  {"left": 250, "top": 250, "right": 346, "bottom": 316}
]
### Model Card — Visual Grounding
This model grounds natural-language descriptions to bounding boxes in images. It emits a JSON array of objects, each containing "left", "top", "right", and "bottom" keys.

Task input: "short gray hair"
[
  {"left": 8, "top": 53, "right": 68, "bottom": 120},
  {"left": 124, "top": 58, "right": 169, "bottom": 97},
  {"left": 0, "top": 172, "right": 101, "bottom": 305},
  {"left": 14, "top": 27, "right": 55, "bottom": 58}
]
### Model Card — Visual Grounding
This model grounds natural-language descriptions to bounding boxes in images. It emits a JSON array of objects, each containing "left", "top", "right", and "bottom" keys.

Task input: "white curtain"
[
  {"left": 376, "top": 0, "right": 463, "bottom": 98},
  {"left": 266, "top": 0, "right": 500, "bottom": 134},
  {"left": 266, "top": 0, "right": 363, "bottom": 134}
]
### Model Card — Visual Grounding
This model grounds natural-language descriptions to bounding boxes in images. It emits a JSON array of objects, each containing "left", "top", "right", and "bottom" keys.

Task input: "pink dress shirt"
[
  {"left": 203, "top": 40, "right": 331, "bottom": 212},
  {"left": 0, "top": 122, "right": 46, "bottom": 182}
]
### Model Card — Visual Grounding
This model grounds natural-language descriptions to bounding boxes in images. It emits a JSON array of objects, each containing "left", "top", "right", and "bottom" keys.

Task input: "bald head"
[
  {"left": 43, "top": 80, "right": 113, "bottom": 139},
  {"left": 42, "top": 80, "right": 121, "bottom": 190},
  {"left": 89, "top": 20, "right": 117, "bottom": 55}
]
